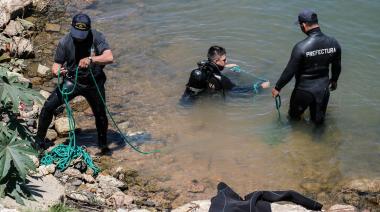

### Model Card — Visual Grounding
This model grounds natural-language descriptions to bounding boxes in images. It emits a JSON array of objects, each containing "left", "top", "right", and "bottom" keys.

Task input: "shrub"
[{"left": 0, "top": 66, "right": 42, "bottom": 204}]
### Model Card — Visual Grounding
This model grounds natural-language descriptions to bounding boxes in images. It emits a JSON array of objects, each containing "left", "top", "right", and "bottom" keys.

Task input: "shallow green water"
[{"left": 80, "top": 0, "right": 380, "bottom": 200}]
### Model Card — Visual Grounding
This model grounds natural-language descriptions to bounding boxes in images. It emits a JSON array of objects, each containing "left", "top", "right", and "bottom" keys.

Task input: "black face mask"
[{"left": 73, "top": 37, "right": 86, "bottom": 43}]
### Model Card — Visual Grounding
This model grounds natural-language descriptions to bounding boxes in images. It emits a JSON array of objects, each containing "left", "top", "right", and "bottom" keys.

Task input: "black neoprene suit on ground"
[{"left": 275, "top": 27, "right": 341, "bottom": 124}]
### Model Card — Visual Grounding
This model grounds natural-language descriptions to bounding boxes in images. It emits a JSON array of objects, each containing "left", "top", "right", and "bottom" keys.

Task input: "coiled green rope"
[{"left": 41, "top": 67, "right": 100, "bottom": 175}]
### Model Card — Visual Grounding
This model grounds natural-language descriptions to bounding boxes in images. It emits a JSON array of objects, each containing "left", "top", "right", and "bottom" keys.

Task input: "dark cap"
[
  {"left": 296, "top": 9, "right": 318, "bottom": 24},
  {"left": 70, "top": 13, "right": 91, "bottom": 40}
]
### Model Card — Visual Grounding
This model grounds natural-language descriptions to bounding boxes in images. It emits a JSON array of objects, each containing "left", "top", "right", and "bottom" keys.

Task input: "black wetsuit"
[
  {"left": 36, "top": 30, "right": 110, "bottom": 148},
  {"left": 209, "top": 182, "right": 323, "bottom": 212},
  {"left": 275, "top": 27, "right": 341, "bottom": 124},
  {"left": 180, "top": 61, "right": 255, "bottom": 105}
]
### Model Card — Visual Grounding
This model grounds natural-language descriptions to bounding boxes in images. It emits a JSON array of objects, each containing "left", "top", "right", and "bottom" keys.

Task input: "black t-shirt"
[{"left": 54, "top": 29, "right": 110, "bottom": 83}]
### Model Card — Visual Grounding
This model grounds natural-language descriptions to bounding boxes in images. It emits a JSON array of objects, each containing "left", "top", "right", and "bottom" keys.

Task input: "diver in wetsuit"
[
  {"left": 181, "top": 46, "right": 269, "bottom": 104},
  {"left": 272, "top": 9, "right": 341, "bottom": 125}
]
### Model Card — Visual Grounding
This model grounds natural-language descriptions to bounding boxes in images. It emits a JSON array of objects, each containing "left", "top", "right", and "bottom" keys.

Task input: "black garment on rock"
[
  {"left": 274, "top": 27, "right": 341, "bottom": 124},
  {"left": 209, "top": 182, "right": 323, "bottom": 212}
]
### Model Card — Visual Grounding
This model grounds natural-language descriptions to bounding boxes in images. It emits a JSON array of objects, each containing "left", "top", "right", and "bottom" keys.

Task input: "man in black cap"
[
  {"left": 272, "top": 9, "right": 341, "bottom": 125},
  {"left": 35, "top": 13, "right": 114, "bottom": 155}
]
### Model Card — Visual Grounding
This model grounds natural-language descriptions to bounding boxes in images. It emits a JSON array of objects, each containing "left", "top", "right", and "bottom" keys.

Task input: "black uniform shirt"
[{"left": 54, "top": 29, "right": 110, "bottom": 83}]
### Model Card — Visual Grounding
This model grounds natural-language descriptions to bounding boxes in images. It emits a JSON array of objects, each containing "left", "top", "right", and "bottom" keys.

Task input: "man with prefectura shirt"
[
  {"left": 35, "top": 13, "right": 114, "bottom": 155},
  {"left": 272, "top": 9, "right": 341, "bottom": 125}
]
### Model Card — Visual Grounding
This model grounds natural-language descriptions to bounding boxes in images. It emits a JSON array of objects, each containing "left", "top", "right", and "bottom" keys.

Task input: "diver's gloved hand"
[{"left": 330, "top": 80, "right": 337, "bottom": 91}]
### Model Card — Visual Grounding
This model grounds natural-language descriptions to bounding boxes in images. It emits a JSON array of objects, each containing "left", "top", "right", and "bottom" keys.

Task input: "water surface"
[{"left": 78, "top": 0, "right": 380, "bottom": 205}]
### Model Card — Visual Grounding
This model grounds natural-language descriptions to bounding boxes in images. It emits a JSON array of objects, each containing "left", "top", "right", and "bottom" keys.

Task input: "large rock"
[
  {"left": 46, "top": 129, "right": 58, "bottom": 141},
  {"left": 39, "top": 90, "right": 51, "bottom": 99},
  {"left": 0, "top": 0, "right": 32, "bottom": 28},
  {"left": 0, "top": 204, "right": 17, "bottom": 212},
  {"left": 17, "top": 18, "right": 34, "bottom": 30},
  {"left": 337, "top": 178, "right": 380, "bottom": 210},
  {"left": 54, "top": 117, "right": 70, "bottom": 135},
  {"left": 45, "top": 23, "right": 61, "bottom": 32},
  {"left": 343, "top": 178, "right": 380, "bottom": 193},
  {"left": 97, "top": 174, "right": 126, "bottom": 189},
  {"left": 172, "top": 200, "right": 211, "bottom": 212},
  {"left": 71, "top": 96, "right": 90, "bottom": 112},
  {"left": 106, "top": 191, "right": 134, "bottom": 208},
  {"left": 32, "top": 0, "right": 48, "bottom": 12},
  {"left": 327, "top": 204, "right": 358, "bottom": 212},
  {"left": 0, "top": 175, "right": 64, "bottom": 211},
  {"left": 3, "top": 20, "right": 24, "bottom": 37},
  {"left": 36, "top": 64, "right": 50, "bottom": 77},
  {"left": 271, "top": 203, "right": 316, "bottom": 212},
  {"left": 10, "top": 36, "right": 34, "bottom": 58},
  {"left": 63, "top": 167, "right": 82, "bottom": 178},
  {"left": 54, "top": 116, "right": 79, "bottom": 135},
  {"left": 34, "top": 164, "right": 56, "bottom": 177},
  {"left": 6, "top": 71, "right": 30, "bottom": 84}
]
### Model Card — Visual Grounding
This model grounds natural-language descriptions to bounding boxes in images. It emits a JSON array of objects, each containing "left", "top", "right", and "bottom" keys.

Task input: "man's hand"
[
  {"left": 261, "top": 81, "right": 270, "bottom": 89},
  {"left": 225, "top": 63, "right": 238, "bottom": 68},
  {"left": 79, "top": 57, "right": 91, "bottom": 69},
  {"left": 272, "top": 88, "right": 280, "bottom": 97},
  {"left": 330, "top": 80, "right": 337, "bottom": 91},
  {"left": 52, "top": 63, "right": 67, "bottom": 76}
]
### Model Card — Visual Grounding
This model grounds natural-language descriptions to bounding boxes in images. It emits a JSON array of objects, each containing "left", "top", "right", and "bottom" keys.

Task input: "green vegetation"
[
  {"left": 0, "top": 66, "right": 43, "bottom": 204},
  {"left": 48, "top": 203, "right": 77, "bottom": 212}
]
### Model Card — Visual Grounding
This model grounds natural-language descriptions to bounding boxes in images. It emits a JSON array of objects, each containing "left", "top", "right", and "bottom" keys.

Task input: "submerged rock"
[
  {"left": 187, "top": 180, "right": 205, "bottom": 193},
  {"left": 334, "top": 178, "right": 380, "bottom": 210}
]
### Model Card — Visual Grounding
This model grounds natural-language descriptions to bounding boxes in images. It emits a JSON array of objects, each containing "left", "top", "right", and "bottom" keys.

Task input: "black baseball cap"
[
  {"left": 295, "top": 9, "right": 318, "bottom": 24},
  {"left": 70, "top": 13, "right": 91, "bottom": 40}
]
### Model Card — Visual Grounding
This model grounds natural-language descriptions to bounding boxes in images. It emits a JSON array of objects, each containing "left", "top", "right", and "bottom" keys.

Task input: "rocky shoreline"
[{"left": 0, "top": 0, "right": 379, "bottom": 211}]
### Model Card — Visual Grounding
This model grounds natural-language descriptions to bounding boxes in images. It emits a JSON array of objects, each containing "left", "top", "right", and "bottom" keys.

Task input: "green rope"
[
  {"left": 41, "top": 67, "right": 100, "bottom": 175},
  {"left": 229, "top": 65, "right": 269, "bottom": 94},
  {"left": 88, "top": 68, "right": 160, "bottom": 155},
  {"left": 275, "top": 95, "right": 281, "bottom": 119}
]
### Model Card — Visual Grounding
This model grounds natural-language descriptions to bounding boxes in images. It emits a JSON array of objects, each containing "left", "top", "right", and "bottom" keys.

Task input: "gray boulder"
[
  {"left": 37, "top": 64, "right": 50, "bottom": 77},
  {"left": 10, "top": 36, "right": 34, "bottom": 58},
  {"left": 0, "top": 0, "right": 32, "bottom": 28},
  {"left": 3, "top": 20, "right": 24, "bottom": 37},
  {"left": 327, "top": 204, "right": 358, "bottom": 212}
]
